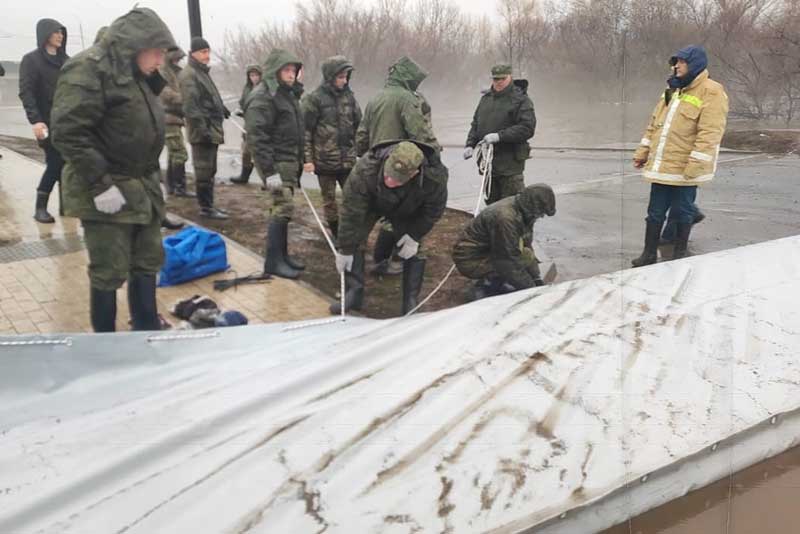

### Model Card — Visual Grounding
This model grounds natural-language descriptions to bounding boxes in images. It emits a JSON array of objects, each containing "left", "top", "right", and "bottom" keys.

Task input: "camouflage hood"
[
  {"left": 515, "top": 184, "right": 556, "bottom": 224},
  {"left": 321, "top": 55, "right": 353, "bottom": 86},
  {"left": 102, "top": 8, "right": 176, "bottom": 84},
  {"left": 386, "top": 56, "right": 427, "bottom": 92},
  {"left": 167, "top": 46, "right": 187, "bottom": 63},
  {"left": 244, "top": 63, "right": 262, "bottom": 85},
  {"left": 262, "top": 49, "right": 302, "bottom": 93}
]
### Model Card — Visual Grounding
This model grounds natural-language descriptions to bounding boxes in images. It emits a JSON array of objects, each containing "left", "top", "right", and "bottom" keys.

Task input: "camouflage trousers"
[
  {"left": 486, "top": 173, "right": 524, "bottom": 205},
  {"left": 317, "top": 171, "right": 349, "bottom": 223},
  {"left": 165, "top": 125, "right": 188, "bottom": 167},
  {"left": 191, "top": 143, "right": 218, "bottom": 187},
  {"left": 452, "top": 242, "right": 540, "bottom": 281},
  {"left": 82, "top": 215, "right": 164, "bottom": 291},
  {"left": 267, "top": 161, "right": 301, "bottom": 222}
]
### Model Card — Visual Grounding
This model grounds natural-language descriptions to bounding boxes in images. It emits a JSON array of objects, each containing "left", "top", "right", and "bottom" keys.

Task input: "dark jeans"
[
  {"left": 37, "top": 143, "right": 64, "bottom": 194},
  {"left": 646, "top": 183, "right": 697, "bottom": 226}
]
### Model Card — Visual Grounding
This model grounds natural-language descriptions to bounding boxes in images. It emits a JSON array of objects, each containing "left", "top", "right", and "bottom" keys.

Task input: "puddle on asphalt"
[{"left": 603, "top": 445, "right": 800, "bottom": 533}]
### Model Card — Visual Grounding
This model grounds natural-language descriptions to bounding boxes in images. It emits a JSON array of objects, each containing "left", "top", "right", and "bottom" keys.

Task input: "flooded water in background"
[{"left": 603, "top": 445, "right": 800, "bottom": 533}]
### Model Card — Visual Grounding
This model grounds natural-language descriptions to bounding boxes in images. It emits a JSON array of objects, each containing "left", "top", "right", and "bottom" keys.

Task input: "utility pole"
[{"left": 188, "top": 0, "right": 203, "bottom": 38}]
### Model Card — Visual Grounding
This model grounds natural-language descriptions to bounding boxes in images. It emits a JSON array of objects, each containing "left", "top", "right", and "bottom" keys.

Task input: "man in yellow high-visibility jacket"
[{"left": 631, "top": 45, "right": 728, "bottom": 267}]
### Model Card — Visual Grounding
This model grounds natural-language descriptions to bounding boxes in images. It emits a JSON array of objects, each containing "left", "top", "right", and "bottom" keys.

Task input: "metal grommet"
[
  {"left": 641, "top": 475, "right": 649, "bottom": 483},
  {"left": 711, "top": 443, "right": 719, "bottom": 452},
  {"left": 770, "top": 416, "right": 778, "bottom": 425}
]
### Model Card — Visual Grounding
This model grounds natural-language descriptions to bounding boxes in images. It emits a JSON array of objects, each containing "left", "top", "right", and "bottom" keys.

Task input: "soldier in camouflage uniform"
[
  {"left": 302, "top": 55, "right": 362, "bottom": 239},
  {"left": 355, "top": 56, "right": 441, "bottom": 275},
  {"left": 51, "top": 7, "right": 176, "bottom": 332},
  {"left": 230, "top": 64, "right": 262, "bottom": 185},
  {"left": 180, "top": 36, "right": 230, "bottom": 220},
  {"left": 452, "top": 184, "right": 555, "bottom": 301},
  {"left": 159, "top": 45, "right": 193, "bottom": 198},
  {"left": 243, "top": 49, "right": 306, "bottom": 279},
  {"left": 464, "top": 64, "right": 536, "bottom": 205},
  {"left": 333, "top": 140, "right": 448, "bottom": 316}
]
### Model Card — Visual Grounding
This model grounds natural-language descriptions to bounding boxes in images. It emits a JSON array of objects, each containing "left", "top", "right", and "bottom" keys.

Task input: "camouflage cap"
[
  {"left": 384, "top": 142, "right": 424, "bottom": 184},
  {"left": 491, "top": 64, "right": 512, "bottom": 78}
]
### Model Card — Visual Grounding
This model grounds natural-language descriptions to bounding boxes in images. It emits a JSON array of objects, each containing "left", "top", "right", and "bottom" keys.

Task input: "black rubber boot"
[
  {"left": 693, "top": 208, "right": 705, "bottom": 225},
  {"left": 173, "top": 164, "right": 196, "bottom": 198},
  {"left": 264, "top": 219, "right": 301, "bottom": 279},
  {"left": 631, "top": 220, "right": 663, "bottom": 267},
  {"left": 401, "top": 256, "right": 426, "bottom": 315},
  {"left": 230, "top": 164, "right": 253, "bottom": 185},
  {"left": 283, "top": 222, "right": 305, "bottom": 271},
  {"left": 330, "top": 251, "right": 365, "bottom": 314},
  {"left": 161, "top": 216, "right": 184, "bottom": 230},
  {"left": 197, "top": 184, "right": 228, "bottom": 220},
  {"left": 672, "top": 223, "right": 693, "bottom": 260},
  {"left": 34, "top": 191, "right": 55, "bottom": 223},
  {"left": 90, "top": 287, "right": 117, "bottom": 332},
  {"left": 370, "top": 228, "right": 397, "bottom": 276},
  {"left": 127, "top": 274, "right": 161, "bottom": 331}
]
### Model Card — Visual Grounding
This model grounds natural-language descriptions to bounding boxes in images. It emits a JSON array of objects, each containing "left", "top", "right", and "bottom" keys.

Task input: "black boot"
[
  {"left": 401, "top": 256, "right": 426, "bottom": 315},
  {"left": 631, "top": 220, "right": 662, "bottom": 267},
  {"left": 693, "top": 208, "right": 705, "bottom": 225},
  {"left": 173, "top": 164, "right": 196, "bottom": 198},
  {"left": 161, "top": 216, "right": 184, "bottom": 230},
  {"left": 330, "top": 251, "right": 365, "bottom": 314},
  {"left": 672, "top": 223, "right": 693, "bottom": 260},
  {"left": 197, "top": 184, "right": 228, "bottom": 220},
  {"left": 90, "top": 287, "right": 117, "bottom": 332},
  {"left": 264, "top": 219, "right": 301, "bottom": 279},
  {"left": 230, "top": 164, "right": 252, "bottom": 185},
  {"left": 128, "top": 274, "right": 161, "bottom": 331},
  {"left": 34, "top": 191, "right": 55, "bottom": 223},
  {"left": 283, "top": 222, "right": 305, "bottom": 271},
  {"left": 370, "top": 228, "right": 397, "bottom": 276}
]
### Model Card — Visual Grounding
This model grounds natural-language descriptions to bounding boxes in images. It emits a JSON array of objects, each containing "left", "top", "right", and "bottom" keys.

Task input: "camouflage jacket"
[
  {"left": 466, "top": 80, "right": 536, "bottom": 176},
  {"left": 244, "top": 49, "right": 305, "bottom": 174},
  {"left": 180, "top": 57, "right": 227, "bottom": 144},
  {"left": 51, "top": 8, "right": 175, "bottom": 224},
  {"left": 302, "top": 56, "right": 362, "bottom": 174},
  {"left": 355, "top": 56, "right": 439, "bottom": 156},
  {"left": 337, "top": 140, "right": 448, "bottom": 255},
  {"left": 456, "top": 185, "right": 555, "bottom": 289},
  {"left": 158, "top": 49, "right": 185, "bottom": 126}
]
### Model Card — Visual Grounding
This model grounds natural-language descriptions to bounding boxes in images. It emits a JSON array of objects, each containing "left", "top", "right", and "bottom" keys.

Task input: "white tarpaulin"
[{"left": 2, "top": 236, "right": 800, "bottom": 534}]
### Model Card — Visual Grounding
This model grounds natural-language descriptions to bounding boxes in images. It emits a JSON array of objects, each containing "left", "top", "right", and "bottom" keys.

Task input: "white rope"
[
  {"left": 476, "top": 142, "right": 494, "bottom": 215},
  {"left": 230, "top": 117, "right": 247, "bottom": 134},
  {"left": 300, "top": 180, "right": 346, "bottom": 326}
]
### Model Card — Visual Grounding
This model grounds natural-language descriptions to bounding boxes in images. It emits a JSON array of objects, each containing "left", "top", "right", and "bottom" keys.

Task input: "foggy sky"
[{"left": 0, "top": 0, "right": 495, "bottom": 61}]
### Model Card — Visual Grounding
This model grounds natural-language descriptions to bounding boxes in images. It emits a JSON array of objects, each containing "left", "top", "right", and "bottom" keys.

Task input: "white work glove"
[
  {"left": 264, "top": 173, "right": 283, "bottom": 191},
  {"left": 396, "top": 234, "right": 419, "bottom": 259},
  {"left": 335, "top": 252, "right": 354, "bottom": 274},
  {"left": 482, "top": 133, "right": 500, "bottom": 145},
  {"left": 93, "top": 185, "right": 126, "bottom": 214},
  {"left": 463, "top": 146, "right": 474, "bottom": 160}
]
